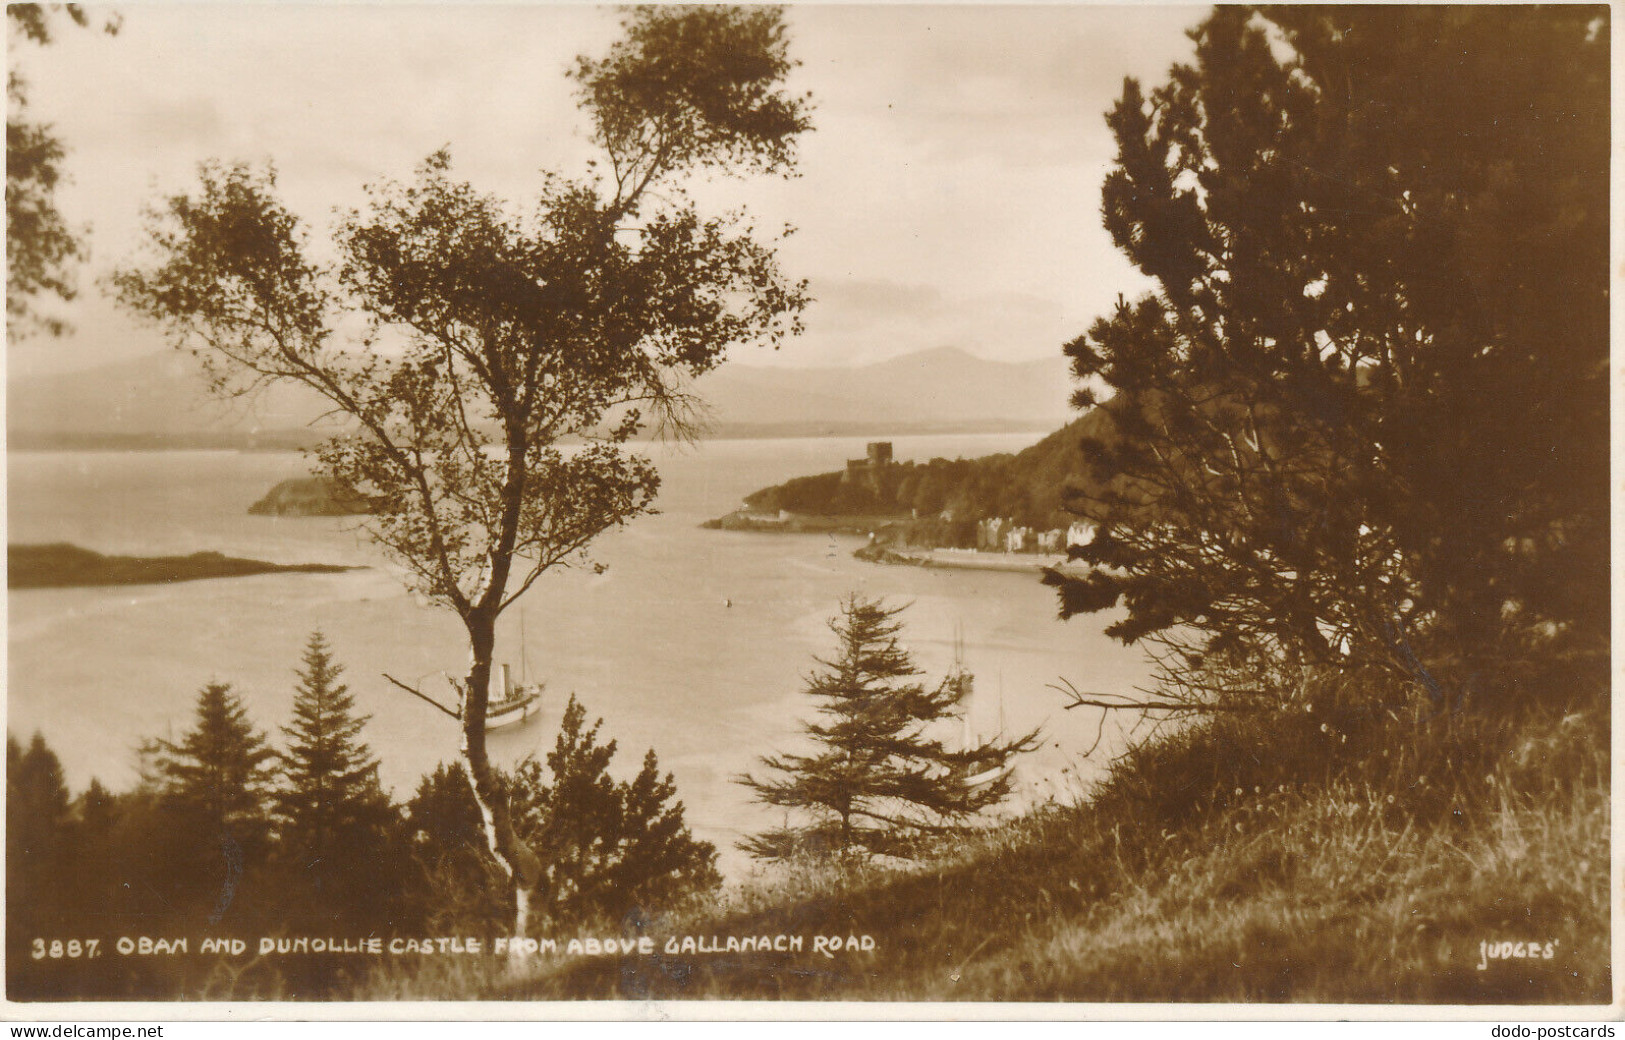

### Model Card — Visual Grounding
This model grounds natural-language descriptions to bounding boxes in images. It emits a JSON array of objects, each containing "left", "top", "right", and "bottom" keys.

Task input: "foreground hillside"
[{"left": 365, "top": 678, "right": 1610, "bottom": 1003}]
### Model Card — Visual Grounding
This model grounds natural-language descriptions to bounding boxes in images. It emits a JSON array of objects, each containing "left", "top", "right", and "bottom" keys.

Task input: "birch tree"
[{"left": 115, "top": 5, "right": 811, "bottom": 935}]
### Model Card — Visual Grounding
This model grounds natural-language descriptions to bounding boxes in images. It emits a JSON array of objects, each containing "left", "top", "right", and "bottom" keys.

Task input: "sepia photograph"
[{"left": 3, "top": 1, "right": 1615, "bottom": 1013}]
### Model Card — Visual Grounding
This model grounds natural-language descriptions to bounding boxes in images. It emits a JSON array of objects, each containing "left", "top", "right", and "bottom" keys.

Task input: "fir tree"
[
  {"left": 7, "top": 733, "right": 73, "bottom": 941},
  {"left": 145, "top": 682, "right": 275, "bottom": 833},
  {"left": 141, "top": 681, "right": 276, "bottom": 920},
  {"left": 738, "top": 596, "right": 1037, "bottom": 860},
  {"left": 272, "top": 633, "right": 391, "bottom": 854},
  {"left": 271, "top": 633, "right": 400, "bottom": 927}
]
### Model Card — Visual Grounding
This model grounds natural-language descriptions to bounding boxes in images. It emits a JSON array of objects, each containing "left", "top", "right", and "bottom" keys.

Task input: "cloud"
[
  {"left": 791, "top": 6, "right": 1204, "bottom": 167},
  {"left": 130, "top": 97, "right": 225, "bottom": 151},
  {"left": 15, "top": 5, "right": 1189, "bottom": 377}
]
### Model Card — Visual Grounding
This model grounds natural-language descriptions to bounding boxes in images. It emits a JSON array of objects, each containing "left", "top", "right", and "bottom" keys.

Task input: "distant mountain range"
[
  {"left": 693, "top": 346, "right": 1073, "bottom": 438},
  {"left": 8, "top": 351, "right": 331, "bottom": 450},
  {"left": 8, "top": 346, "right": 1075, "bottom": 449}
]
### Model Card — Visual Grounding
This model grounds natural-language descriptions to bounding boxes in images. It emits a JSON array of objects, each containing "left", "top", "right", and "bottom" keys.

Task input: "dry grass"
[{"left": 470, "top": 684, "right": 1610, "bottom": 1004}]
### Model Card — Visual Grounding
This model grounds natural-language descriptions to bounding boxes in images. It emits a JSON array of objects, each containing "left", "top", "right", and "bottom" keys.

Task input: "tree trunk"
[{"left": 458, "top": 617, "right": 542, "bottom": 945}]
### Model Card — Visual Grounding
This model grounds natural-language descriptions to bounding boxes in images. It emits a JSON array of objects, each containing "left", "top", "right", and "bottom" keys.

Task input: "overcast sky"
[{"left": 9, "top": 3, "right": 1204, "bottom": 378}]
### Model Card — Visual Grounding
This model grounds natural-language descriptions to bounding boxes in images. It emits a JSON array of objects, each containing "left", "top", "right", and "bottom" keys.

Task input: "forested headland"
[{"left": 704, "top": 410, "right": 1114, "bottom": 551}]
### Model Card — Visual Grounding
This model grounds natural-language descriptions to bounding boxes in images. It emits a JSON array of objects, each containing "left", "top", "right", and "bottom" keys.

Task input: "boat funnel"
[{"left": 499, "top": 663, "right": 513, "bottom": 699}]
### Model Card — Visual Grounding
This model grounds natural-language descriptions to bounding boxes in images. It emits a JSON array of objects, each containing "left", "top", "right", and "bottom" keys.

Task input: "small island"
[
  {"left": 248, "top": 477, "right": 373, "bottom": 517},
  {"left": 9, "top": 543, "right": 360, "bottom": 589}
]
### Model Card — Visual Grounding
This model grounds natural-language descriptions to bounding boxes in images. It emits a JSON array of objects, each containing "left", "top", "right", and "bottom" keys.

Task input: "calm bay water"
[{"left": 7, "top": 435, "right": 1150, "bottom": 878}]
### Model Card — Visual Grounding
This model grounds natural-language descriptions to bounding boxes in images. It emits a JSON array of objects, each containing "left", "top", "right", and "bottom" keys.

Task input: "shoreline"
[
  {"left": 701, "top": 510, "right": 898, "bottom": 537},
  {"left": 704, "top": 512, "right": 1082, "bottom": 574},
  {"left": 853, "top": 543, "right": 1082, "bottom": 574}
]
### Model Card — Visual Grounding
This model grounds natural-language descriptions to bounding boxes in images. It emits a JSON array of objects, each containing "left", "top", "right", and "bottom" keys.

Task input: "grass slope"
[{"left": 475, "top": 687, "right": 1609, "bottom": 1004}]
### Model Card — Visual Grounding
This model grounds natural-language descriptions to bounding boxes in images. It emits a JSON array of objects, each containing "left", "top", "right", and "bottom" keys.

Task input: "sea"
[{"left": 6, "top": 434, "right": 1152, "bottom": 879}]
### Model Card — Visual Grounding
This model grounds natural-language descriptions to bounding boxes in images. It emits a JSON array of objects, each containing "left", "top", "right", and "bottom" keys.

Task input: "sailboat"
[{"left": 956, "top": 657, "right": 1013, "bottom": 791}]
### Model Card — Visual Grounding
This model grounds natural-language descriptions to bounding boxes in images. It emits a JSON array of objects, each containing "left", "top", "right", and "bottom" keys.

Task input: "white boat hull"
[{"left": 486, "top": 694, "right": 540, "bottom": 731}]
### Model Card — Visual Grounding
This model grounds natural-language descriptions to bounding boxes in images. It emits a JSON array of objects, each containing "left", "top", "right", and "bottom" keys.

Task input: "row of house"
[{"left": 974, "top": 518, "right": 1095, "bottom": 554}]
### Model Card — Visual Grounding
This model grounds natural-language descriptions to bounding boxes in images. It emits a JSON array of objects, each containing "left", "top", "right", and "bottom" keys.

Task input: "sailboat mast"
[
  {"left": 999, "top": 668, "right": 1006, "bottom": 737},
  {"left": 955, "top": 620, "right": 973, "bottom": 751}
]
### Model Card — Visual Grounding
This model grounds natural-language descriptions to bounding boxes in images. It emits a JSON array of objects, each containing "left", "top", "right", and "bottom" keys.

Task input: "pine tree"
[
  {"left": 402, "top": 762, "right": 510, "bottom": 934},
  {"left": 404, "top": 695, "right": 720, "bottom": 932},
  {"left": 271, "top": 632, "right": 399, "bottom": 927},
  {"left": 70, "top": 778, "right": 124, "bottom": 922},
  {"left": 1045, "top": 8, "right": 1608, "bottom": 708},
  {"left": 610, "top": 747, "right": 719, "bottom": 914},
  {"left": 514, "top": 695, "right": 720, "bottom": 925},
  {"left": 738, "top": 596, "right": 1037, "bottom": 860}
]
